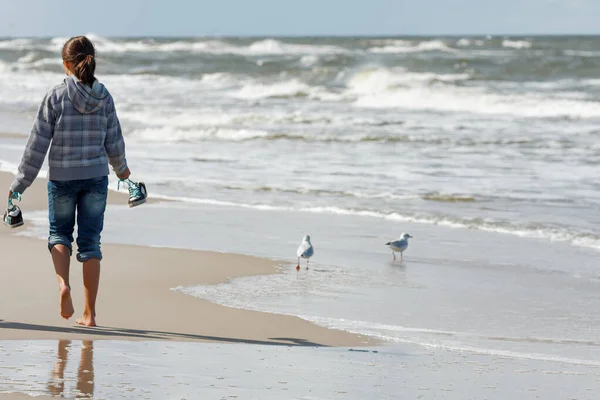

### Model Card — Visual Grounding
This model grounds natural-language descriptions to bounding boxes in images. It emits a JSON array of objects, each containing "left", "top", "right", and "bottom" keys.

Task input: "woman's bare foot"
[
  {"left": 76, "top": 313, "right": 96, "bottom": 327},
  {"left": 59, "top": 285, "right": 74, "bottom": 319}
]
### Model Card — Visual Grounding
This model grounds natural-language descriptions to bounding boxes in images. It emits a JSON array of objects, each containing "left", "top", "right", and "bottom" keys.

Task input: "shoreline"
[{"left": 0, "top": 170, "right": 375, "bottom": 346}]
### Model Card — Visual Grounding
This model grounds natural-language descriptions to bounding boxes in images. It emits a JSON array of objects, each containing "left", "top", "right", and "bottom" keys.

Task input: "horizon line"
[{"left": 1, "top": 33, "right": 600, "bottom": 40}]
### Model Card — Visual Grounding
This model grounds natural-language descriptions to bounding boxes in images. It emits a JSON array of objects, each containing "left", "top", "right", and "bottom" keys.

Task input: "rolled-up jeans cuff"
[
  {"left": 48, "top": 236, "right": 73, "bottom": 255},
  {"left": 77, "top": 251, "right": 103, "bottom": 263}
]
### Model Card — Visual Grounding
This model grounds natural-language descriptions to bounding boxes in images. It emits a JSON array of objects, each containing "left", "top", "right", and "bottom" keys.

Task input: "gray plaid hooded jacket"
[{"left": 10, "top": 75, "right": 127, "bottom": 194}]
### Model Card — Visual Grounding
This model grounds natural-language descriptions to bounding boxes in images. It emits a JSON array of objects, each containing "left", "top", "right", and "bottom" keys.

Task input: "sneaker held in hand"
[
  {"left": 3, "top": 192, "right": 24, "bottom": 228},
  {"left": 118, "top": 179, "right": 148, "bottom": 208}
]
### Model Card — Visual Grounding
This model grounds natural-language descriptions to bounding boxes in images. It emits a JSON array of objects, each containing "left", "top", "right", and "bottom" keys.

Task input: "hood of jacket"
[{"left": 65, "top": 75, "right": 109, "bottom": 114}]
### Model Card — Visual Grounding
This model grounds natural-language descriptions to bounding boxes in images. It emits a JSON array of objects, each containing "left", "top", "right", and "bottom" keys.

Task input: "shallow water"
[
  {"left": 0, "top": 340, "right": 598, "bottom": 399},
  {"left": 12, "top": 200, "right": 600, "bottom": 369}
]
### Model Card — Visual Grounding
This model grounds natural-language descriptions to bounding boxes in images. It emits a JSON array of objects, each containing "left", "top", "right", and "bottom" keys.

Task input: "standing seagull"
[
  {"left": 297, "top": 235, "right": 314, "bottom": 270},
  {"left": 386, "top": 233, "right": 413, "bottom": 261}
]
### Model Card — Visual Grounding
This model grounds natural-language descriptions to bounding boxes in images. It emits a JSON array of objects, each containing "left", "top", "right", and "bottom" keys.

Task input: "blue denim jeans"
[{"left": 48, "top": 176, "right": 108, "bottom": 262}]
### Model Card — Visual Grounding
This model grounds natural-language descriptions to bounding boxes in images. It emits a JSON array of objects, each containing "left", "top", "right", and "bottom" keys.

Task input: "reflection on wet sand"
[{"left": 46, "top": 340, "right": 94, "bottom": 398}]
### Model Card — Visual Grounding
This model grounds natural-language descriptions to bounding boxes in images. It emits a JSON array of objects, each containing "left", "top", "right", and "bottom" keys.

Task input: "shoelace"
[
  {"left": 7, "top": 191, "right": 21, "bottom": 210},
  {"left": 118, "top": 178, "right": 142, "bottom": 199}
]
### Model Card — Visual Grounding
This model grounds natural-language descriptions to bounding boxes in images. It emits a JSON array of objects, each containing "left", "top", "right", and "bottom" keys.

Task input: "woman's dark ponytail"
[{"left": 62, "top": 36, "right": 96, "bottom": 86}]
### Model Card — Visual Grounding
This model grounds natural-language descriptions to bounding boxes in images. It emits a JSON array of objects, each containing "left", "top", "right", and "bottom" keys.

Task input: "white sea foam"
[
  {"left": 133, "top": 193, "right": 600, "bottom": 251},
  {"left": 0, "top": 159, "right": 47, "bottom": 179},
  {"left": 502, "top": 39, "right": 532, "bottom": 49},
  {"left": 0, "top": 159, "right": 19, "bottom": 174},
  {"left": 0, "top": 35, "right": 351, "bottom": 56},
  {"left": 369, "top": 40, "right": 455, "bottom": 54},
  {"left": 346, "top": 67, "right": 469, "bottom": 95},
  {"left": 0, "top": 38, "right": 33, "bottom": 50},
  {"left": 352, "top": 81, "right": 600, "bottom": 119},
  {"left": 130, "top": 127, "right": 271, "bottom": 142},
  {"left": 299, "top": 54, "right": 319, "bottom": 67},
  {"left": 340, "top": 67, "right": 600, "bottom": 119},
  {"left": 563, "top": 49, "right": 600, "bottom": 57},
  {"left": 24, "top": 36, "right": 349, "bottom": 56},
  {"left": 2, "top": 53, "right": 597, "bottom": 123},
  {"left": 298, "top": 317, "right": 600, "bottom": 366},
  {"left": 174, "top": 280, "right": 600, "bottom": 366},
  {"left": 199, "top": 72, "right": 237, "bottom": 86},
  {"left": 245, "top": 39, "right": 347, "bottom": 55},
  {"left": 232, "top": 79, "right": 340, "bottom": 101},
  {"left": 233, "top": 79, "right": 313, "bottom": 99},
  {"left": 455, "top": 38, "right": 487, "bottom": 47}
]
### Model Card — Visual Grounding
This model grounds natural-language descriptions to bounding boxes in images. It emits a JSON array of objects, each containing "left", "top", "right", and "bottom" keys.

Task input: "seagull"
[
  {"left": 386, "top": 233, "right": 412, "bottom": 261},
  {"left": 297, "top": 235, "right": 314, "bottom": 270}
]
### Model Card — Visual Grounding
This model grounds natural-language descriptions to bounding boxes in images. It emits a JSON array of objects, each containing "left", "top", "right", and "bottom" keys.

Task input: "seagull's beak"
[
  {"left": 385, "top": 242, "right": 391, "bottom": 245},
  {"left": 408, "top": 235, "right": 413, "bottom": 238}
]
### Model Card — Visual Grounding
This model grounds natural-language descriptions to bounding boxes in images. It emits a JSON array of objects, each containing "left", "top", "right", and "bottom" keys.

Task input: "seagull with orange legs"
[{"left": 296, "top": 235, "right": 314, "bottom": 270}]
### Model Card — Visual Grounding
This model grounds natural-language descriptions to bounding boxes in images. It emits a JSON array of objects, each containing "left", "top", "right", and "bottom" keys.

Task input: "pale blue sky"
[{"left": 1, "top": 0, "right": 598, "bottom": 37}]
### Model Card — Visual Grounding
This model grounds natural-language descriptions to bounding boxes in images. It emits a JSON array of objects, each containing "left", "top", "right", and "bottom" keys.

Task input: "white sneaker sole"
[
  {"left": 3, "top": 220, "right": 24, "bottom": 229},
  {"left": 129, "top": 198, "right": 147, "bottom": 208}
]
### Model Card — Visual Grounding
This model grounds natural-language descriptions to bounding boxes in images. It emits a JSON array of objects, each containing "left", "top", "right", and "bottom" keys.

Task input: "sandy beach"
[{"left": 0, "top": 170, "right": 373, "bottom": 347}]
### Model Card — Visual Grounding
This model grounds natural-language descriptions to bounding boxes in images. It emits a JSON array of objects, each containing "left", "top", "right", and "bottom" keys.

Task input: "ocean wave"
[
  {"left": 0, "top": 38, "right": 33, "bottom": 50},
  {"left": 0, "top": 35, "right": 350, "bottom": 56},
  {"left": 352, "top": 82, "right": 600, "bottom": 119},
  {"left": 219, "top": 184, "right": 484, "bottom": 204},
  {"left": 17, "top": 52, "right": 37, "bottom": 63},
  {"left": 145, "top": 194, "right": 600, "bottom": 251},
  {"left": 3, "top": 53, "right": 598, "bottom": 123},
  {"left": 213, "top": 183, "right": 579, "bottom": 208},
  {"left": 0, "top": 60, "right": 10, "bottom": 73},
  {"left": 369, "top": 40, "right": 456, "bottom": 54},
  {"left": 299, "top": 54, "right": 320, "bottom": 67},
  {"left": 563, "top": 49, "right": 600, "bottom": 57},
  {"left": 245, "top": 39, "right": 347, "bottom": 55},
  {"left": 129, "top": 127, "right": 333, "bottom": 142},
  {"left": 456, "top": 38, "right": 486, "bottom": 47},
  {"left": 130, "top": 127, "right": 272, "bottom": 142},
  {"left": 422, "top": 193, "right": 476, "bottom": 203},
  {"left": 305, "top": 318, "right": 600, "bottom": 366},
  {"left": 119, "top": 107, "right": 406, "bottom": 137},
  {"left": 361, "top": 39, "right": 412, "bottom": 46},
  {"left": 233, "top": 79, "right": 320, "bottom": 100},
  {"left": 191, "top": 157, "right": 237, "bottom": 164},
  {"left": 0, "top": 159, "right": 48, "bottom": 179},
  {"left": 172, "top": 281, "right": 600, "bottom": 365},
  {"left": 346, "top": 67, "right": 470, "bottom": 94},
  {"left": 126, "top": 128, "right": 406, "bottom": 143},
  {"left": 19, "top": 57, "right": 61, "bottom": 68},
  {"left": 231, "top": 79, "right": 344, "bottom": 101},
  {"left": 230, "top": 67, "right": 472, "bottom": 102},
  {"left": 0, "top": 159, "right": 19, "bottom": 174},
  {"left": 0, "top": 55, "right": 62, "bottom": 74},
  {"left": 220, "top": 184, "right": 417, "bottom": 201},
  {"left": 502, "top": 39, "right": 532, "bottom": 49},
  {"left": 340, "top": 67, "right": 600, "bottom": 119},
  {"left": 124, "top": 123, "right": 590, "bottom": 148}
]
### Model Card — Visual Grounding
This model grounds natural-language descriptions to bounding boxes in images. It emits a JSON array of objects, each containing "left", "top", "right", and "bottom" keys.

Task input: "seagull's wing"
[
  {"left": 388, "top": 239, "right": 408, "bottom": 250},
  {"left": 297, "top": 242, "right": 313, "bottom": 258},
  {"left": 304, "top": 245, "right": 314, "bottom": 258}
]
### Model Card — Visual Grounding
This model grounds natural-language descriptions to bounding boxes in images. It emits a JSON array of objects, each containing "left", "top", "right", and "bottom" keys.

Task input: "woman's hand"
[
  {"left": 8, "top": 190, "right": 13, "bottom": 199},
  {"left": 116, "top": 167, "right": 131, "bottom": 180}
]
